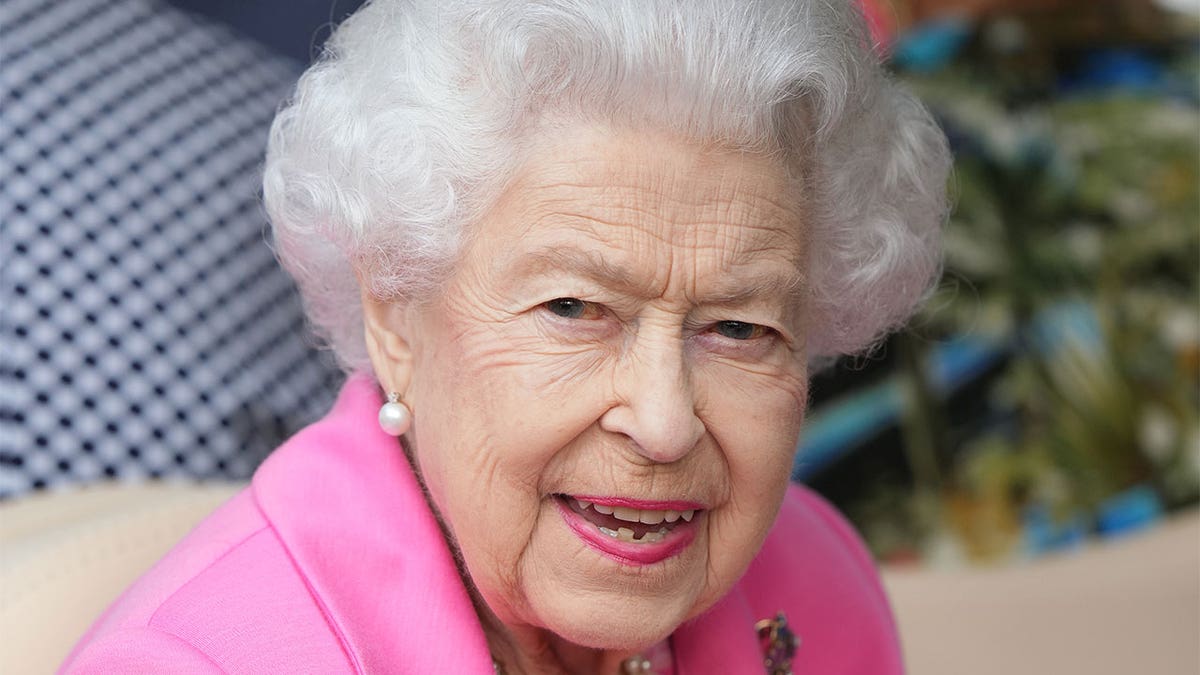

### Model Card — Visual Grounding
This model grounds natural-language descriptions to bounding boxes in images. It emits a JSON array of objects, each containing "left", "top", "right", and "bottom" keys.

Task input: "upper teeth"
[
  {"left": 599, "top": 526, "right": 669, "bottom": 543},
  {"left": 576, "top": 499, "right": 695, "bottom": 524}
]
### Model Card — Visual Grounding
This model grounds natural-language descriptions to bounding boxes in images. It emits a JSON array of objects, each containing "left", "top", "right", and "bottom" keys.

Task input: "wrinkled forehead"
[
  {"left": 449, "top": 127, "right": 811, "bottom": 315},
  {"left": 488, "top": 127, "right": 807, "bottom": 265}
]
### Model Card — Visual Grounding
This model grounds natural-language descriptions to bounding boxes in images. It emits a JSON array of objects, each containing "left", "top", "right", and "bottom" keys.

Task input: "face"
[{"left": 364, "top": 126, "right": 810, "bottom": 653}]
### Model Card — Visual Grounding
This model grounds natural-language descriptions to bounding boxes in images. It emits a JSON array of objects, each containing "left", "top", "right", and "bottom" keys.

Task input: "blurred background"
[
  {"left": 5, "top": 0, "right": 1194, "bottom": 564},
  {"left": 158, "top": 0, "right": 1200, "bottom": 569},
  {"left": 90, "top": 0, "right": 1200, "bottom": 563},
  {"left": 2, "top": 0, "right": 1197, "bottom": 672},
  {"left": 806, "top": 0, "right": 1199, "bottom": 568},
  {"left": 805, "top": 3, "right": 1200, "bottom": 670}
]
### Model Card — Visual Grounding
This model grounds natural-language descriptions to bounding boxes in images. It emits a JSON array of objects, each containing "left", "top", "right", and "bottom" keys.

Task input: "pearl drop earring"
[{"left": 378, "top": 391, "right": 412, "bottom": 436}]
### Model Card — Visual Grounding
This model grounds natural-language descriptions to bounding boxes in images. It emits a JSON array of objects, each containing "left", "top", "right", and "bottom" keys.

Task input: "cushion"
[{"left": 0, "top": 0, "right": 345, "bottom": 498}]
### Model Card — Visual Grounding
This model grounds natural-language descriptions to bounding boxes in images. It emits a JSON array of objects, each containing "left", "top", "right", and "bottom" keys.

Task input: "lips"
[
  {"left": 555, "top": 494, "right": 704, "bottom": 565},
  {"left": 567, "top": 497, "right": 695, "bottom": 542}
]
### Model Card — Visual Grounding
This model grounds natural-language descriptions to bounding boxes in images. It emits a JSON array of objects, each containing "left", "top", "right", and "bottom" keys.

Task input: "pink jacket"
[{"left": 63, "top": 375, "right": 903, "bottom": 674}]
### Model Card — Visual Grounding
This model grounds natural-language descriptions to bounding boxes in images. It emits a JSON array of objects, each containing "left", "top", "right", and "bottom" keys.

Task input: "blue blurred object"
[
  {"left": 1059, "top": 49, "right": 1165, "bottom": 94},
  {"left": 926, "top": 334, "right": 1009, "bottom": 395},
  {"left": 792, "top": 332, "right": 1006, "bottom": 481},
  {"left": 1096, "top": 485, "right": 1164, "bottom": 539},
  {"left": 1028, "top": 300, "right": 1103, "bottom": 356},
  {"left": 1022, "top": 505, "right": 1089, "bottom": 556},
  {"left": 791, "top": 383, "right": 905, "bottom": 481},
  {"left": 1021, "top": 486, "right": 1164, "bottom": 557},
  {"left": 792, "top": 301, "right": 1103, "bottom": 482},
  {"left": 891, "top": 17, "right": 973, "bottom": 73}
]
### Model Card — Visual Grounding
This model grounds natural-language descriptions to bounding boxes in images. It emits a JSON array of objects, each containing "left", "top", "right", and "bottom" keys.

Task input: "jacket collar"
[
  {"left": 674, "top": 591, "right": 771, "bottom": 675},
  {"left": 251, "top": 374, "right": 494, "bottom": 674}
]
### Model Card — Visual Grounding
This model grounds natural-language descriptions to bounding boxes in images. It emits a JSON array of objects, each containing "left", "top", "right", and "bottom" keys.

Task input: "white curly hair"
[{"left": 263, "top": 0, "right": 950, "bottom": 371}]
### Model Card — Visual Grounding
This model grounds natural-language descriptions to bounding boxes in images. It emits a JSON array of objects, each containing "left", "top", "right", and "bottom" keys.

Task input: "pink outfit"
[{"left": 63, "top": 375, "right": 903, "bottom": 674}]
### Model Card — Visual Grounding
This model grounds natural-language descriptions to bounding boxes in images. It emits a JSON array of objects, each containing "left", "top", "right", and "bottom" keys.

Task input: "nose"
[{"left": 599, "top": 332, "right": 705, "bottom": 464}]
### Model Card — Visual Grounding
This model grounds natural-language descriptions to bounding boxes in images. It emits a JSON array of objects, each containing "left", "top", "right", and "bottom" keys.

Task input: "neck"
[{"left": 481, "top": 608, "right": 637, "bottom": 675}]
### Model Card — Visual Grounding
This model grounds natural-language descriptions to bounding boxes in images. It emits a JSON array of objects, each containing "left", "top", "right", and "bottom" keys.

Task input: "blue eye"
[
  {"left": 714, "top": 320, "right": 766, "bottom": 340},
  {"left": 544, "top": 298, "right": 601, "bottom": 320}
]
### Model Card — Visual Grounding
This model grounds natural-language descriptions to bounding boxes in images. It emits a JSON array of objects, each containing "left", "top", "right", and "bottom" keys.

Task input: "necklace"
[{"left": 620, "top": 654, "right": 656, "bottom": 674}]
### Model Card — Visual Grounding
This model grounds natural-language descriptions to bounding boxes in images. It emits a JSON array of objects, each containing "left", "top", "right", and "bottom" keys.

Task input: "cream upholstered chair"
[{"left": 0, "top": 482, "right": 241, "bottom": 673}]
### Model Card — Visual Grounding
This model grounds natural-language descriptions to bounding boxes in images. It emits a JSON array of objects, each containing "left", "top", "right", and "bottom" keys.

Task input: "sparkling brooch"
[{"left": 755, "top": 612, "right": 800, "bottom": 675}]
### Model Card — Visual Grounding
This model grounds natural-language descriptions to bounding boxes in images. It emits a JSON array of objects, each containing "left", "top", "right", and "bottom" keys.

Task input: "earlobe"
[{"left": 360, "top": 288, "right": 415, "bottom": 400}]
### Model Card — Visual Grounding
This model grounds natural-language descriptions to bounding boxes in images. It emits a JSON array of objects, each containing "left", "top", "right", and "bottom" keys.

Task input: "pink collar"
[{"left": 252, "top": 374, "right": 494, "bottom": 673}]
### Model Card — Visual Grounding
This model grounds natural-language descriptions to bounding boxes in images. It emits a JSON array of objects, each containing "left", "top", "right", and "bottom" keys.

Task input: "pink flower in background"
[{"left": 858, "top": 0, "right": 897, "bottom": 53}]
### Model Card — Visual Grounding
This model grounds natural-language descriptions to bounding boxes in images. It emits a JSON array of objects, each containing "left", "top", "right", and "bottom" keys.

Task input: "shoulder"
[
  {"left": 68, "top": 490, "right": 268, "bottom": 642},
  {"left": 62, "top": 490, "right": 352, "bottom": 674},
  {"left": 742, "top": 483, "right": 904, "bottom": 673}
]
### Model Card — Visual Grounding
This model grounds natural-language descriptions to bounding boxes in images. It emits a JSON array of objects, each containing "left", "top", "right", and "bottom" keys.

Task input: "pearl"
[{"left": 378, "top": 400, "right": 411, "bottom": 436}]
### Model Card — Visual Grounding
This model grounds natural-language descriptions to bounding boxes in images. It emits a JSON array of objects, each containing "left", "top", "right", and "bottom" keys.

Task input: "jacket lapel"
[{"left": 252, "top": 374, "right": 494, "bottom": 674}]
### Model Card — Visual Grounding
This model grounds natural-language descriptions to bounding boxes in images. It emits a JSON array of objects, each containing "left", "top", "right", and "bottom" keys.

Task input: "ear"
[{"left": 360, "top": 286, "right": 416, "bottom": 402}]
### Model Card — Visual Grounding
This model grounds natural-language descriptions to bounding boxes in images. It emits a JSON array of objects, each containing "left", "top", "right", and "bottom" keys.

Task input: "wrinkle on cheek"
[
  {"left": 700, "top": 357, "right": 808, "bottom": 413},
  {"left": 433, "top": 300, "right": 538, "bottom": 370},
  {"left": 471, "top": 327, "right": 614, "bottom": 395},
  {"left": 440, "top": 285, "right": 516, "bottom": 332},
  {"left": 700, "top": 468, "right": 789, "bottom": 585},
  {"left": 535, "top": 348, "right": 610, "bottom": 393},
  {"left": 437, "top": 284, "right": 617, "bottom": 392},
  {"left": 460, "top": 435, "right": 542, "bottom": 584}
]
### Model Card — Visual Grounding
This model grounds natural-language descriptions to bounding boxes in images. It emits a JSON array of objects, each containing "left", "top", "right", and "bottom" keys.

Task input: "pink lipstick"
[{"left": 555, "top": 495, "right": 703, "bottom": 566}]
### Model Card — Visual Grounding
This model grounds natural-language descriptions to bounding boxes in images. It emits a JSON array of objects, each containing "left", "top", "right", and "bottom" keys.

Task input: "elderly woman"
[{"left": 63, "top": 0, "right": 948, "bottom": 673}]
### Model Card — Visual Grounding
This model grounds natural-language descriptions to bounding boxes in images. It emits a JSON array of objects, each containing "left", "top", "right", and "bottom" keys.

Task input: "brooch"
[{"left": 755, "top": 612, "right": 800, "bottom": 675}]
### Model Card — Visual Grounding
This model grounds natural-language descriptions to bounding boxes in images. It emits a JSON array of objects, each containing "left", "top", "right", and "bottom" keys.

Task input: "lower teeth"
[{"left": 598, "top": 526, "right": 669, "bottom": 543}]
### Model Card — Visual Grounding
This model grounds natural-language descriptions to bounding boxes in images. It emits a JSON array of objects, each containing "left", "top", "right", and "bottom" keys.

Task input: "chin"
[
  {"left": 530, "top": 589, "right": 700, "bottom": 652},
  {"left": 548, "top": 618, "right": 674, "bottom": 654}
]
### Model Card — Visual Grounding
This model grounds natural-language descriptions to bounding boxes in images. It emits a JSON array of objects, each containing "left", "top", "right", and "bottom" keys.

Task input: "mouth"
[{"left": 554, "top": 494, "right": 704, "bottom": 565}]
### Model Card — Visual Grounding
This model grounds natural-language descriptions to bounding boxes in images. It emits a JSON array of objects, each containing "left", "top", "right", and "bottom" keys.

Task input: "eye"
[
  {"left": 544, "top": 297, "right": 603, "bottom": 320},
  {"left": 713, "top": 320, "right": 769, "bottom": 340}
]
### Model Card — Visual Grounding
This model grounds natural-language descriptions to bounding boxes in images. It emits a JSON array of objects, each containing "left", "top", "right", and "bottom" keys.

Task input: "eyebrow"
[
  {"left": 512, "top": 247, "right": 647, "bottom": 295},
  {"left": 509, "top": 246, "right": 808, "bottom": 308},
  {"left": 704, "top": 268, "right": 808, "bottom": 308}
]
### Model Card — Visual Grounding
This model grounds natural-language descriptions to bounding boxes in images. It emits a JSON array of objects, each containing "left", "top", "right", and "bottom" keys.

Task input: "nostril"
[
  {"left": 598, "top": 393, "right": 704, "bottom": 463},
  {"left": 629, "top": 417, "right": 704, "bottom": 464},
  {"left": 599, "top": 351, "right": 703, "bottom": 462}
]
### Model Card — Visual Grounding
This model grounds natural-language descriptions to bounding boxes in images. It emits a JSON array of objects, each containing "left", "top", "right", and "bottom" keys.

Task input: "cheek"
[
  {"left": 406, "top": 313, "right": 611, "bottom": 554},
  {"left": 714, "top": 394, "right": 802, "bottom": 514},
  {"left": 735, "top": 379, "right": 805, "bottom": 497},
  {"left": 701, "top": 358, "right": 807, "bottom": 459},
  {"left": 419, "top": 328, "right": 609, "bottom": 458},
  {"left": 700, "top": 368, "right": 806, "bottom": 573}
]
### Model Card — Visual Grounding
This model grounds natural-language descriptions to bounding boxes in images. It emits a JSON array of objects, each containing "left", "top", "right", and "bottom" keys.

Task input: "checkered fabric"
[{"left": 0, "top": 0, "right": 345, "bottom": 498}]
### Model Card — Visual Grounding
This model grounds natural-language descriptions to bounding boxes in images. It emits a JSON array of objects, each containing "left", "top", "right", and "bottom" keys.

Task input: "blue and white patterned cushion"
[{"left": 0, "top": 0, "right": 345, "bottom": 498}]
